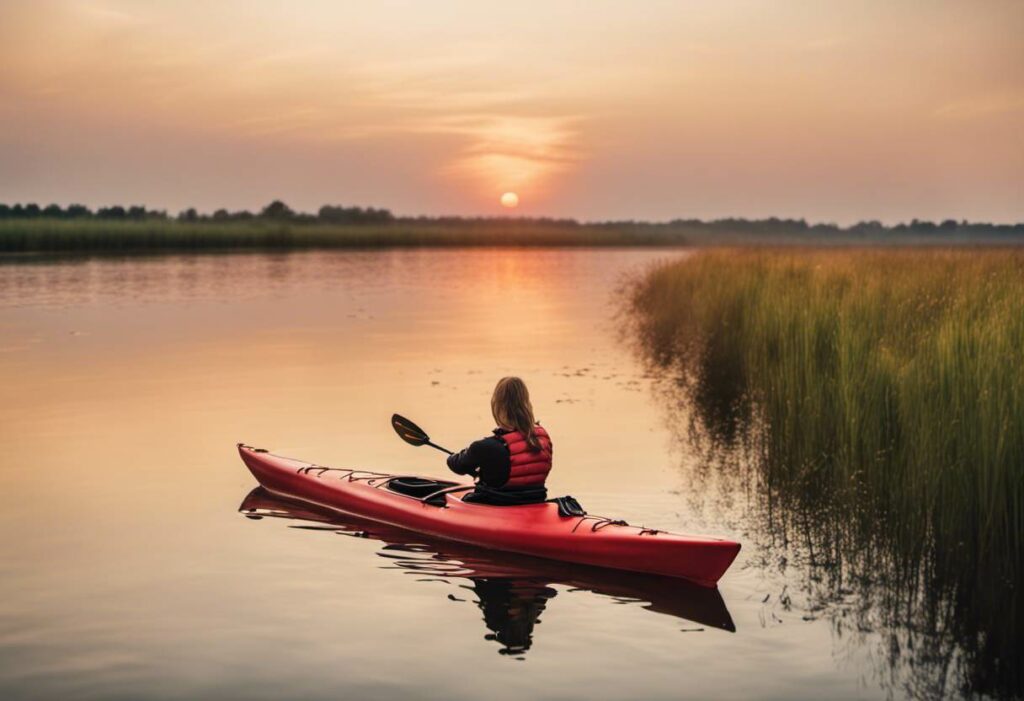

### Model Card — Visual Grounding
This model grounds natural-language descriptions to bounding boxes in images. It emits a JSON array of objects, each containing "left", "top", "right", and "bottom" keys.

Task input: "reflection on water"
[
  {"left": 625, "top": 253, "right": 1023, "bottom": 700},
  {"left": 240, "top": 488, "right": 735, "bottom": 657},
  {"left": 471, "top": 580, "right": 555, "bottom": 656}
]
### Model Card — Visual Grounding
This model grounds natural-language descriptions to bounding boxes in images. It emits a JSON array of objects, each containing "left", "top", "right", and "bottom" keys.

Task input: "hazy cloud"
[{"left": 0, "top": 0, "right": 1021, "bottom": 221}]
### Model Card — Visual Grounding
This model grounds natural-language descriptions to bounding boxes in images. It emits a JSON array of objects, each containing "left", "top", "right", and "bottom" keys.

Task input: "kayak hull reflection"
[{"left": 240, "top": 487, "right": 736, "bottom": 636}]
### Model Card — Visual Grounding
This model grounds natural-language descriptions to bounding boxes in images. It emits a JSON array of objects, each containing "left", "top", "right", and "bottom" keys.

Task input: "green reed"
[
  {"left": 628, "top": 249, "right": 1024, "bottom": 697},
  {"left": 0, "top": 218, "right": 687, "bottom": 253}
]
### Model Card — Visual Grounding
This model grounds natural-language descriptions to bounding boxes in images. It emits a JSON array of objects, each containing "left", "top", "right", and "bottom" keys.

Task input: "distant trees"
[
  {"left": 849, "top": 220, "right": 885, "bottom": 237},
  {"left": 196, "top": 208, "right": 255, "bottom": 222},
  {"left": 318, "top": 204, "right": 394, "bottom": 224},
  {"left": 157, "top": 199, "right": 393, "bottom": 221},
  {"left": 260, "top": 200, "right": 295, "bottom": 220},
  {"left": 0, "top": 203, "right": 168, "bottom": 220},
  {"left": 97, "top": 206, "right": 127, "bottom": 220},
  {"left": 0, "top": 202, "right": 1022, "bottom": 241}
]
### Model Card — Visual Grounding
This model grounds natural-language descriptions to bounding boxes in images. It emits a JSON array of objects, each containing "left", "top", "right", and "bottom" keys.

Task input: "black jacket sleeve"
[
  {"left": 446, "top": 436, "right": 510, "bottom": 487},
  {"left": 446, "top": 446, "right": 479, "bottom": 477}
]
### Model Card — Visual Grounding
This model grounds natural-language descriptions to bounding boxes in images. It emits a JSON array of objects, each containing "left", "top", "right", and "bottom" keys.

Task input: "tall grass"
[
  {"left": 5, "top": 217, "right": 1024, "bottom": 254},
  {"left": 627, "top": 249, "right": 1024, "bottom": 698},
  {"left": 0, "top": 218, "right": 688, "bottom": 253}
]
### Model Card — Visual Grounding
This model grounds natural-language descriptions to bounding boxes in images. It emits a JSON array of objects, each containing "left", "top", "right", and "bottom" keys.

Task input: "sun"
[{"left": 500, "top": 192, "right": 519, "bottom": 208}]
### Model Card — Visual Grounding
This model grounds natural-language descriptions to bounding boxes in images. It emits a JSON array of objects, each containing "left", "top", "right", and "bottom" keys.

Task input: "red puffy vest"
[{"left": 497, "top": 425, "right": 553, "bottom": 489}]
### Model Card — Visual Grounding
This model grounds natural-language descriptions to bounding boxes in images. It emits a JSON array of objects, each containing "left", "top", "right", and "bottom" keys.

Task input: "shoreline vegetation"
[
  {"left": 2, "top": 200, "right": 1023, "bottom": 253},
  {"left": 627, "top": 249, "right": 1023, "bottom": 698}
]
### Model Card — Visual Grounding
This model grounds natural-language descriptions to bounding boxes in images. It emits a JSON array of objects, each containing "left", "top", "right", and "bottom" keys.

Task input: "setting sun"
[{"left": 500, "top": 192, "right": 519, "bottom": 208}]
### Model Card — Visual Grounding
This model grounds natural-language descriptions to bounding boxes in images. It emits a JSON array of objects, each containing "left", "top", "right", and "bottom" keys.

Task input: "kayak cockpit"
[
  {"left": 386, "top": 477, "right": 474, "bottom": 505},
  {"left": 387, "top": 477, "right": 457, "bottom": 498}
]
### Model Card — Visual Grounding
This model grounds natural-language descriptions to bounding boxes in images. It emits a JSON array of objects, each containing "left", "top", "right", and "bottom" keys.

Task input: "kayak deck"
[{"left": 237, "top": 443, "right": 741, "bottom": 587}]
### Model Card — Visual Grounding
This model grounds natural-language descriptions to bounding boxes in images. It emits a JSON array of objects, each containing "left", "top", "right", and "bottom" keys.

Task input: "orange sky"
[{"left": 0, "top": 1, "right": 1021, "bottom": 223}]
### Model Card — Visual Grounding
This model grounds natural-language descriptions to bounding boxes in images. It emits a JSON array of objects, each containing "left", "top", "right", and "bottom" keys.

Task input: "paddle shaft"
[{"left": 425, "top": 440, "right": 454, "bottom": 456}]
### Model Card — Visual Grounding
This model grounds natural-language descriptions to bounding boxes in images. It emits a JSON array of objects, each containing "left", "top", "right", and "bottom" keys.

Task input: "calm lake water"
[{"left": 0, "top": 249, "right": 971, "bottom": 700}]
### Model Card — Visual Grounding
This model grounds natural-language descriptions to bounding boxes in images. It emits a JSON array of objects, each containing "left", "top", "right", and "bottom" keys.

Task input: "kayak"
[
  {"left": 240, "top": 487, "right": 736, "bottom": 635},
  {"left": 237, "top": 443, "right": 741, "bottom": 587}
]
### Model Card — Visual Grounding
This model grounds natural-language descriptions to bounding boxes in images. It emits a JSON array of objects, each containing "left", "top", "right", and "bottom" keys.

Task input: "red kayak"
[{"left": 238, "top": 443, "right": 741, "bottom": 587}]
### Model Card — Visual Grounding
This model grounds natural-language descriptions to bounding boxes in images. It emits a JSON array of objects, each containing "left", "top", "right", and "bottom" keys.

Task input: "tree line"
[
  {"left": 0, "top": 200, "right": 395, "bottom": 224},
  {"left": 0, "top": 200, "right": 1021, "bottom": 236}
]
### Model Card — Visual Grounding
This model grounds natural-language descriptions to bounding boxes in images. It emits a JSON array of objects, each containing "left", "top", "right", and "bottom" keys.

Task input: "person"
[{"left": 446, "top": 377, "right": 553, "bottom": 505}]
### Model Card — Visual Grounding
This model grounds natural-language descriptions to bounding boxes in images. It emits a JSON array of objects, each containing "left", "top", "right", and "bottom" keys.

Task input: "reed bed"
[
  {"left": 0, "top": 218, "right": 687, "bottom": 253},
  {"left": 627, "top": 249, "right": 1024, "bottom": 698}
]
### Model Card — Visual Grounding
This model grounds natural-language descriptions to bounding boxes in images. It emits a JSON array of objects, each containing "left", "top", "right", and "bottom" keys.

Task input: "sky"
[{"left": 0, "top": 0, "right": 1021, "bottom": 223}]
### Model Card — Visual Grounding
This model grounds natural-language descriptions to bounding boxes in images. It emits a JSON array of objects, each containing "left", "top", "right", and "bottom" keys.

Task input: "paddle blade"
[{"left": 391, "top": 413, "right": 430, "bottom": 447}]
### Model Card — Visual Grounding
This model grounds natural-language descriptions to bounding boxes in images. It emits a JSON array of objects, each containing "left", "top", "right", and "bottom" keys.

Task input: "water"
[{"left": 0, "top": 249, "right": 956, "bottom": 700}]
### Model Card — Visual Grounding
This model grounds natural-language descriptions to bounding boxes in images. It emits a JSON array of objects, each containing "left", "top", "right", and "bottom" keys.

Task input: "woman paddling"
[{"left": 446, "top": 377, "right": 553, "bottom": 505}]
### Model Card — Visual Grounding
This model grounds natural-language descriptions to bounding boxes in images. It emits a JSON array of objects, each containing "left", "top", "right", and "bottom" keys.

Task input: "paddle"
[{"left": 391, "top": 414, "right": 454, "bottom": 455}]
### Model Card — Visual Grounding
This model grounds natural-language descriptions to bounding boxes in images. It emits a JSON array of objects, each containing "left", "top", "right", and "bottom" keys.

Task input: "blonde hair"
[{"left": 491, "top": 376, "right": 541, "bottom": 450}]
